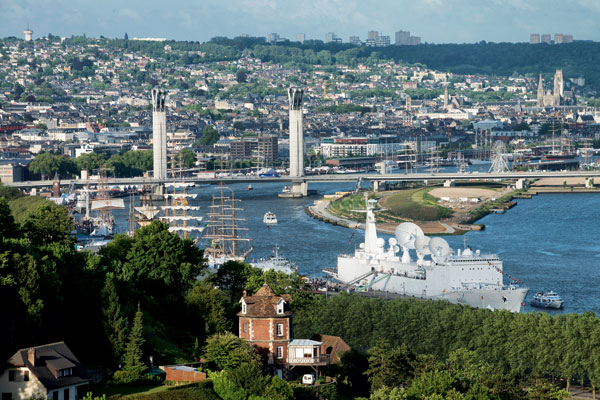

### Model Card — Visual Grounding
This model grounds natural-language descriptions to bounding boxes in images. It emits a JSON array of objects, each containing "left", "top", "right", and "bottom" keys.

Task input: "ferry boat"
[
  {"left": 324, "top": 195, "right": 529, "bottom": 312},
  {"left": 263, "top": 211, "right": 278, "bottom": 225},
  {"left": 530, "top": 291, "right": 564, "bottom": 309}
]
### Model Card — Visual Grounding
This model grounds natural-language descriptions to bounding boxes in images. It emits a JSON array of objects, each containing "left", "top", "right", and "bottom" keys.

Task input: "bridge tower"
[
  {"left": 286, "top": 87, "right": 307, "bottom": 197},
  {"left": 151, "top": 88, "right": 167, "bottom": 181}
]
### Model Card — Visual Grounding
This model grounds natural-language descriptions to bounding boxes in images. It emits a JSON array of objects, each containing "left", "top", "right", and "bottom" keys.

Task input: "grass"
[
  {"left": 93, "top": 382, "right": 219, "bottom": 400},
  {"left": 379, "top": 187, "right": 454, "bottom": 221}
]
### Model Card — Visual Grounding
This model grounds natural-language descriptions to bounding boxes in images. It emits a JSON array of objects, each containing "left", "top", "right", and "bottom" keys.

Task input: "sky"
[{"left": 1, "top": 0, "right": 599, "bottom": 44}]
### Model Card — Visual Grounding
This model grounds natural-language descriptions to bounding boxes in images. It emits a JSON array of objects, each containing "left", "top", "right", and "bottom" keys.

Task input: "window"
[
  {"left": 243, "top": 323, "right": 248, "bottom": 333},
  {"left": 52, "top": 392, "right": 59, "bottom": 400},
  {"left": 276, "top": 323, "right": 283, "bottom": 336},
  {"left": 23, "top": 371, "right": 28, "bottom": 382},
  {"left": 64, "top": 388, "right": 69, "bottom": 400},
  {"left": 2, "top": 393, "right": 13, "bottom": 400},
  {"left": 277, "top": 301, "right": 284, "bottom": 314},
  {"left": 8, "top": 371, "right": 15, "bottom": 382},
  {"left": 276, "top": 346, "right": 283, "bottom": 359},
  {"left": 242, "top": 302, "right": 247, "bottom": 314}
]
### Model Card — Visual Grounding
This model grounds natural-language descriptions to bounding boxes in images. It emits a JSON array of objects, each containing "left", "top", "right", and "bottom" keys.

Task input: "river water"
[{"left": 110, "top": 180, "right": 600, "bottom": 315}]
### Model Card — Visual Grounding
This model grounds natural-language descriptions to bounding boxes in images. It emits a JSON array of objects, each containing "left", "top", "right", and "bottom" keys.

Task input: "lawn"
[{"left": 379, "top": 187, "right": 453, "bottom": 221}]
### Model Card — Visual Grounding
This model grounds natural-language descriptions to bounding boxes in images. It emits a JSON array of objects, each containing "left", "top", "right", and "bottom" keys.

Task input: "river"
[{"left": 110, "top": 181, "right": 599, "bottom": 315}]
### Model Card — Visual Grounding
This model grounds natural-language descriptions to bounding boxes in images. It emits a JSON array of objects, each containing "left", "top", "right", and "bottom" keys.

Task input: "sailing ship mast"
[
  {"left": 90, "top": 167, "right": 124, "bottom": 237},
  {"left": 203, "top": 183, "right": 253, "bottom": 265},
  {"left": 160, "top": 150, "right": 203, "bottom": 239}
]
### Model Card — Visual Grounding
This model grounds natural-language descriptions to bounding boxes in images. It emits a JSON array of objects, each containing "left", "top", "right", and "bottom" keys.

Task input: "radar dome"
[
  {"left": 429, "top": 237, "right": 451, "bottom": 258},
  {"left": 394, "top": 222, "right": 424, "bottom": 250},
  {"left": 415, "top": 234, "right": 431, "bottom": 255}
]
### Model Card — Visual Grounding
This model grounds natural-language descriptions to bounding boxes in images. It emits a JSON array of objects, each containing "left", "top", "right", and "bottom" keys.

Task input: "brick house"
[
  {"left": 238, "top": 284, "right": 292, "bottom": 378},
  {"left": 0, "top": 341, "right": 91, "bottom": 400}
]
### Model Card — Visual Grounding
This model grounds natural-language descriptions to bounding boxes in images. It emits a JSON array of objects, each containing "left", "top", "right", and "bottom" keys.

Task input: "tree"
[
  {"left": 0, "top": 197, "right": 18, "bottom": 239},
  {"left": 366, "top": 340, "right": 414, "bottom": 391},
  {"left": 114, "top": 304, "right": 146, "bottom": 383},
  {"left": 75, "top": 152, "right": 106, "bottom": 173},
  {"left": 204, "top": 332, "right": 261, "bottom": 370},
  {"left": 186, "top": 281, "right": 232, "bottom": 339},
  {"left": 198, "top": 125, "right": 220, "bottom": 146},
  {"left": 115, "top": 221, "right": 205, "bottom": 302},
  {"left": 175, "top": 148, "right": 196, "bottom": 169},
  {"left": 264, "top": 376, "right": 294, "bottom": 400},
  {"left": 23, "top": 204, "right": 74, "bottom": 246},
  {"left": 236, "top": 70, "right": 248, "bottom": 83},
  {"left": 102, "top": 277, "right": 129, "bottom": 362},
  {"left": 28, "top": 153, "right": 61, "bottom": 179}
]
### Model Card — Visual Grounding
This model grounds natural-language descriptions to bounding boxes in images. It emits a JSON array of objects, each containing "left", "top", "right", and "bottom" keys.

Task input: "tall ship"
[
  {"left": 89, "top": 169, "right": 124, "bottom": 237},
  {"left": 160, "top": 182, "right": 204, "bottom": 238},
  {"left": 324, "top": 196, "right": 528, "bottom": 312},
  {"left": 203, "top": 184, "right": 253, "bottom": 267}
]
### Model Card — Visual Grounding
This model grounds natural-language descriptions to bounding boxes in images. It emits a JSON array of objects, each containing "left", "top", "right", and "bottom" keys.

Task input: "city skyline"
[{"left": 1, "top": 0, "right": 599, "bottom": 44}]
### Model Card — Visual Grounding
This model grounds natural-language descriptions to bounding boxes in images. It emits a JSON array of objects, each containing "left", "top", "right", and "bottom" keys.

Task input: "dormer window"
[
  {"left": 277, "top": 299, "right": 284, "bottom": 314},
  {"left": 242, "top": 300, "right": 247, "bottom": 314},
  {"left": 57, "top": 368, "right": 73, "bottom": 378}
]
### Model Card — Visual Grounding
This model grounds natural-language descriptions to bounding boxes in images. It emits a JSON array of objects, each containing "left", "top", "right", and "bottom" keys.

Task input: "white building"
[{"left": 0, "top": 342, "right": 91, "bottom": 400}]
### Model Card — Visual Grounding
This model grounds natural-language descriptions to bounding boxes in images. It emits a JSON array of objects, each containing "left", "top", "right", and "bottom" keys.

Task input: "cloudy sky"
[{"left": 1, "top": 0, "right": 598, "bottom": 43}]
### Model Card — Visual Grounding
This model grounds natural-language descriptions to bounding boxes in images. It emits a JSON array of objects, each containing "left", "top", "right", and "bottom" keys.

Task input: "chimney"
[
  {"left": 28, "top": 347, "right": 36, "bottom": 366},
  {"left": 242, "top": 290, "right": 247, "bottom": 297}
]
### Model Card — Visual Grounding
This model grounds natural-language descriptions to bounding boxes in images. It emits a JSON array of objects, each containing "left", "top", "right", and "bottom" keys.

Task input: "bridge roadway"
[{"left": 7, "top": 170, "right": 600, "bottom": 189}]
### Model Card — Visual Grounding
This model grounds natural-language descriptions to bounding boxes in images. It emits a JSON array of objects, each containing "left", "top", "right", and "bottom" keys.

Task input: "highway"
[{"left": 7, "top": 170, "right": 600, "bottom": 189}]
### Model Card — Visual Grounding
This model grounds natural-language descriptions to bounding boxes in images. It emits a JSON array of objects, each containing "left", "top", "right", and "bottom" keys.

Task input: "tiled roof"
[
  {"left": 313, "top": 334, "right": 351, "bottom": 364},
  {"left": 7, "top": 341, "right": 90, "bottom": 390},
  {"left": 238, "top": 284, "right": 292, "bottom": 318}
]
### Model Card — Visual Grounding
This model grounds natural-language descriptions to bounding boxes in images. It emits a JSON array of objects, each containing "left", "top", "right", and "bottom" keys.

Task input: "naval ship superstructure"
[{"left": 325, "top": 197, "right": 528, "bottom": 312}]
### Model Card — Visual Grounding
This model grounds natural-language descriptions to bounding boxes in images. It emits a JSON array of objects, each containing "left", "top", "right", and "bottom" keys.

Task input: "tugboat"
[
  {"left": 530, "top": 291, "right": 564, "bottom": 309},
  {"left": 251, "top": 245, "right": 297, "bottom": 275}
]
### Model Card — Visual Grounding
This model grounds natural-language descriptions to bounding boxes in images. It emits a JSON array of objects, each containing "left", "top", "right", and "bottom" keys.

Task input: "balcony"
[{"left": 288, "top": 355, "right": 329, "bottom": 366}]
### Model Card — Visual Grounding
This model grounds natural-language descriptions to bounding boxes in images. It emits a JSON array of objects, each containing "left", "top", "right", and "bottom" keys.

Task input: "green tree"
[
  {"left": 0, "top": 197, "right": 18, "bottom": 239},
  {"left": 23, "top": 204, "right": 74, "bottom": 246},
  {"left": 75, "top": 152, "right": 106, "bottom": 173},
  {"left": 102, "top": 276, "right": 129, "bottom": 362},
  {"left": 204, "top": 332, "right": 261, "bottom": 371},
  {"left": 366, "top": 340, "right": 414, "bottom": 391},
  {"left": 198, "top": 125, "right": 220, "bottom": 146},
  {"left": 114, "top": 304, "right": 146, "bottom": 383},
  {"left": 264, "top": 376, "right": 294, "bottom": 400},
  {"left": 28, "top": 152, "right": 61, "bottom": 179},
  {"left": 186, "top": 281, "right": 232, "bottom": 339}
]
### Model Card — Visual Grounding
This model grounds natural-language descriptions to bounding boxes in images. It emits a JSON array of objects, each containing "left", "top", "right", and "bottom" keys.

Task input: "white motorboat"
[{"left": 263, "top": 211, "right": 278, "bottom": 225}]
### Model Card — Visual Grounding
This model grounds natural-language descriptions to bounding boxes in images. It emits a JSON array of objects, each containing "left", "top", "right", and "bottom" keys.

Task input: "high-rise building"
[
  {"left": 349, "top": 36, "right": 361, "bottom": 45},
  {"left": 541, "top": 34, "right": 551, "bottom": 44},
  {"left": 563, "top": 35, "right": 573, "bottom": 43},
  {"left": 408, "top": 36, "right": 421, "bottom": 45},
  {"left": 295, "top": 33, "right": 305, "bottom": 44},
  {"left": 530, "top": 34, "right": 540, "bottom": 44},
  {"left": 554, "top": 34, "right": 564, "bottom": 44},
  {"left": 24, "top": 28, "right": 33, "bottom": 42},
  {"left": 257, "top": 135, "right": 279, "bottom": 162},
  {"left": 367, "top": 31, "right": 379, "bottom": 40},
  {"left": 151, "top": 88, "right": 167, "bottom": 180},
  {"left": 325, "top": 32, "right": 337, "bottom": 43},
  {"left": 395, "top": 30, "right": 410, "bottom": 45},
  {"left": 376, "top": 35, "right": 390, "bottom": 47},
  {"left": 267, "top": 33, "right": 280, "bottom": 43}
]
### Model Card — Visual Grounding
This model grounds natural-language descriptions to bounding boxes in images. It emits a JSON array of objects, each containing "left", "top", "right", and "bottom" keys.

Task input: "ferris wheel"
[{"left": 489, "top": 141, "right": 510, "bottom": 173}]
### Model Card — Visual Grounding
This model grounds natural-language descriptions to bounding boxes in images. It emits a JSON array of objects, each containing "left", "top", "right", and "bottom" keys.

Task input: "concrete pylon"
[
  {"left": 287, "top": 87, "right": 307, "bottom": 197},
  {"left": 151, "top": 88, "right": 167, "bottom": 180}
]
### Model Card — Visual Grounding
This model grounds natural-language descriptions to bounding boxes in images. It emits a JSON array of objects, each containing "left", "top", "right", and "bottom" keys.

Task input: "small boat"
[
  {"left": 282, "top": 185, "right": 291, "bottom": 193},
  {"left": 263, "top": 211, "right": 278, "bottom": 225},
  {"left": 247, "top": 184, "right": 253, "bottom": 191},
  {"left": 251, "top": 245, "right": 297, "bottom": 274},
  {"left": 530, "top": 291, "right": 564, "bottom": 309}
]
